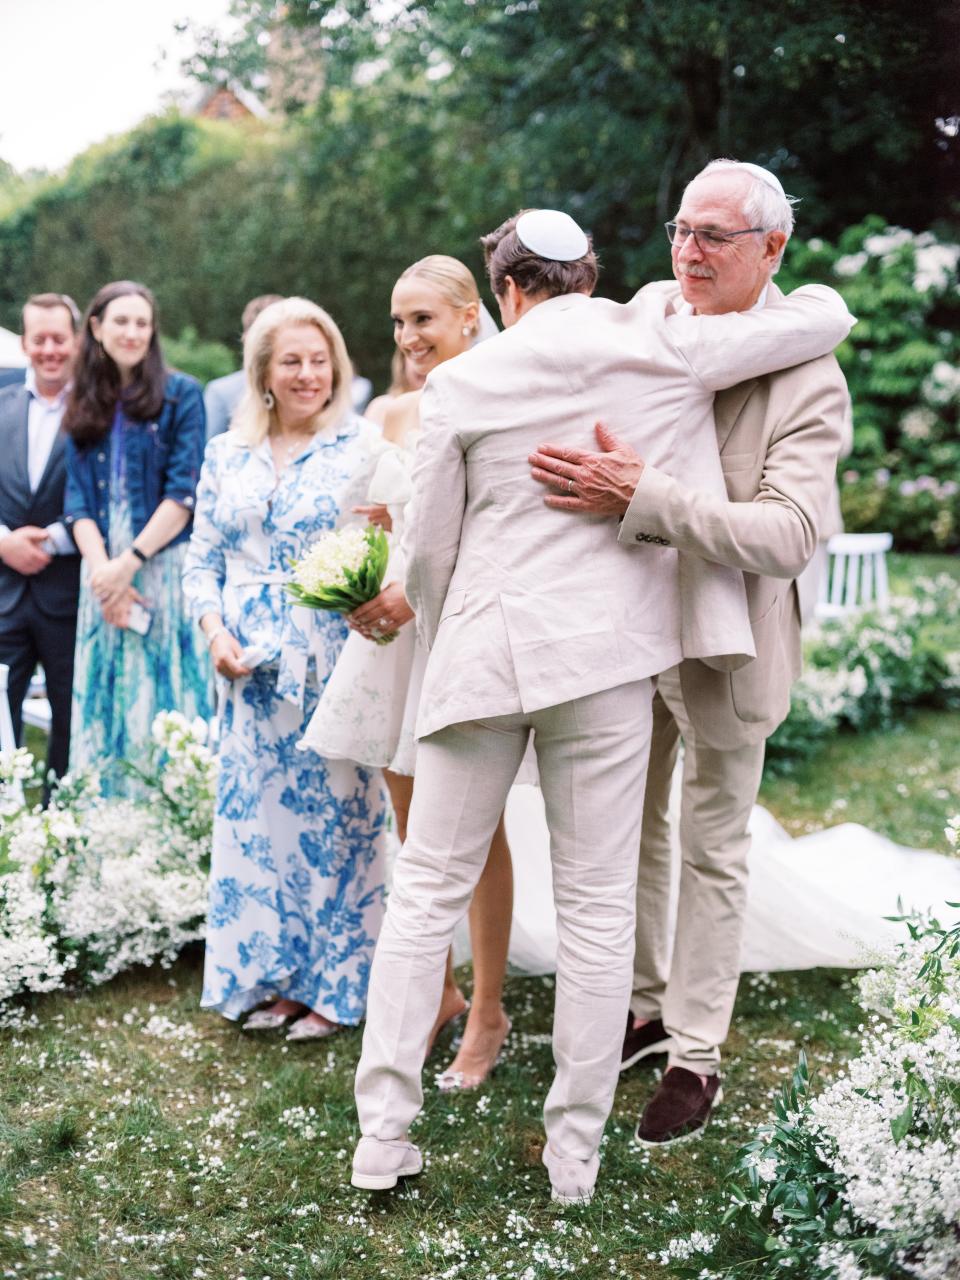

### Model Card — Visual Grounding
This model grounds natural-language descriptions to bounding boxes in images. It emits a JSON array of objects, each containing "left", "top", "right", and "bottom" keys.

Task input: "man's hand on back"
[{"left": 529, "top": 422, "right": 645, "bottom": 516}]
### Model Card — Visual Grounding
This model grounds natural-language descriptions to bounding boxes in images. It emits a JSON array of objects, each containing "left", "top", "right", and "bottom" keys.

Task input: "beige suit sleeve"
[
  {"left": 401, "top": 378, "right": 467, "bottom": 650},
  {"left": 667, "top": 285, "right": 855, "bottom": 391},
  {"left": 620, "top": 360, "right": 849, "bottom": 579}
]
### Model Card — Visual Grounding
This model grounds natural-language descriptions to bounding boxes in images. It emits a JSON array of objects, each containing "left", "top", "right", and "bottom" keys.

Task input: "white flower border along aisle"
[
  {"left": 0, "top": 713, "right": 215, "bottom": 1014},
  {"left": 765, "top": 573, "right": 960, "bottom": 773},
  {"left": 674, "top": 889, "right": 960, "bottom": 1280}
]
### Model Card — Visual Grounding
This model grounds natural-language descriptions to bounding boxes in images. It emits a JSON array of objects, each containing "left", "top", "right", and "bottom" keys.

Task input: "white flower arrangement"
[
  {"left": 286, "top": 523, "right": 392, "bottom": 639},
  {"left": 767, "top": 578, "right": 960, "bottom": 770},
  {"left": 292, "top": 525, "right": 373, "bottom": 596},
  {"left": 718, "top": 901, "right": 960, "bottom": 1280},
  {"left": 0, "top": 713, "right": 215, "bottom": 1014}
]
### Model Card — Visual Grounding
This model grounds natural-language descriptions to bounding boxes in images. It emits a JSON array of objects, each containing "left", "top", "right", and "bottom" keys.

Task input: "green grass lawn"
[
  {"left": 2, "top": 553, "right": 956, "bottom": 1279},
  {"left": 0, "top": 953, "right": 861, "bottom": 1280},
  {"left": 759, "top": 550, "right": 959, "bottom": 847},
  {"left": 760, "top": 707, "right": 960, "bottom": 848}
]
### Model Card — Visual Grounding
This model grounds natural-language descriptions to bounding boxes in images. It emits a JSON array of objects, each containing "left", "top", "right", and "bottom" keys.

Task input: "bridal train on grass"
[{"left": 482, "top": 772, "right": 960, "bottom": 976}]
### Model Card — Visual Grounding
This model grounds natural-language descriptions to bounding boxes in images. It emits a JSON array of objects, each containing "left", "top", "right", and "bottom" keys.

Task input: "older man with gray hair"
[{"left": 530, "top": 159, "right": 851, "bottom": 1146}]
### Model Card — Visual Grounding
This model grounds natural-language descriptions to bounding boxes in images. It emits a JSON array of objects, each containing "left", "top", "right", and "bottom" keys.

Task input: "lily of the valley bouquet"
[{"left": 287, "top": 524, "right": 393, "bottom": 642}]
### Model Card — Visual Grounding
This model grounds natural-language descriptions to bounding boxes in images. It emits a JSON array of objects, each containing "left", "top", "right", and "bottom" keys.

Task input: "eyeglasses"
[{"left": 664, "top": 222, "right": 766, "bottom": 254}]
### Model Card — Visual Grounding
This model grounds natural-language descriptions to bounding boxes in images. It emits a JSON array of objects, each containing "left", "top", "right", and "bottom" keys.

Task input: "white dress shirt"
[{"left": 0, "top": 368, "right": 74, "bottom": 554}]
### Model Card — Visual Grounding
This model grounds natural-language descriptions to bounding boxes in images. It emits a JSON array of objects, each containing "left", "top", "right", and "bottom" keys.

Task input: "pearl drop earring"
[{"left": 461, "top": 326, "right": 471, "bottom": 336}]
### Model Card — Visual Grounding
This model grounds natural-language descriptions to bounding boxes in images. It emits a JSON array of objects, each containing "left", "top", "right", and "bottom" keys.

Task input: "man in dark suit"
[{"left": 0, "top": 293, "right": 81, "bottom": 784}]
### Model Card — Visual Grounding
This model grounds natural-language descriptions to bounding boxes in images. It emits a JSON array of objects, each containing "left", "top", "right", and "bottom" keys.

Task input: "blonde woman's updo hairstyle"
[
  {"left": 398, "top": 255, "right": 481, "bottom": 339},
  {"left": 231, "top": 297, "right": 354, "bottom": 445}
]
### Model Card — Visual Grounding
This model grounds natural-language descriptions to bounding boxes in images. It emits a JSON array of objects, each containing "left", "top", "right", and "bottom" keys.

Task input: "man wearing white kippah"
[
  {"left": 352, "top": 202, "right": 853, "bottom": 1206},
  {"left": 530, "top": 160, "right": 852, "bottom": 1147}
]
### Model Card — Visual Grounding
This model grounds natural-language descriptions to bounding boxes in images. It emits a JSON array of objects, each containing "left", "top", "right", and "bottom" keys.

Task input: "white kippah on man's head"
[
  {"left": 515, "top": 210, "right": 590, "bottom": 262},
  {"left": 726, "top": 161, "right": 787, "bottom": 197}
]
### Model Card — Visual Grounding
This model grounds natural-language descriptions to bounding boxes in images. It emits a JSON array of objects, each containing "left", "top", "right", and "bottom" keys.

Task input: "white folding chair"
[{"left": 815, "top": 532, "right": 893, "bottom": 621}]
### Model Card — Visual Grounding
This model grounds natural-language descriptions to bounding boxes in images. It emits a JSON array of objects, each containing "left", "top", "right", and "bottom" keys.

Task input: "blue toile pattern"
[{"left": 183, "top": 417, "right": 388, "bottom": 1023}]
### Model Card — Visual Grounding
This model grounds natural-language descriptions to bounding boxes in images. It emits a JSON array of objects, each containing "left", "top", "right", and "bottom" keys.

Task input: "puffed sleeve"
[{"left": 182, "top": 441, "right": 226, "bottom": 623}]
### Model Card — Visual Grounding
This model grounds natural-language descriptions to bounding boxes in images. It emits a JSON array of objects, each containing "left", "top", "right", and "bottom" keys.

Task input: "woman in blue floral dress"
[
  {"left": 183, "top": 297, "right": 388, "bottom": 1039},
  {"left": 64, "top": 281, "right": 212, "bottom": 796}
]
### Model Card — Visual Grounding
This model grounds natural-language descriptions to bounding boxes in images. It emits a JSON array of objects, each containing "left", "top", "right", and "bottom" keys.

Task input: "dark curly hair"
[{"left": 63, "top": 281, "right": 166, "bottom": 448}]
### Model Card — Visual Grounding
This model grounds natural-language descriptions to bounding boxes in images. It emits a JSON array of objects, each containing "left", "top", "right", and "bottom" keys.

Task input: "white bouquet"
[{"left": 287, "top": 524, "right": 393, "bottom": 643}]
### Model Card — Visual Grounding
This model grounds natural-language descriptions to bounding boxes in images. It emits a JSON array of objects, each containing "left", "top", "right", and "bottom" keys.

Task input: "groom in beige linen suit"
[
  {"left": 530, "top": 161, "right": 853, "bottom": 1148},
  {"left": 351, "top": 208, "right": 853, "bottom": 1205}
]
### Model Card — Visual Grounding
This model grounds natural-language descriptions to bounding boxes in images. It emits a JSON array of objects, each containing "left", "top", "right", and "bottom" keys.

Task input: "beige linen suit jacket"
[
  {"left": 619, "top": 281, "right": 851, "bottom": 748},
  {"left": 404, "top": 287, "right": 854, "bottom": 741}
]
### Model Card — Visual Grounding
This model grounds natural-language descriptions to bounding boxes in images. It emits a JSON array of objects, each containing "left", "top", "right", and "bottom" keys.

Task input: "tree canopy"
[{"left": 0, "top": 0, "right": 955, "bottom": 387}]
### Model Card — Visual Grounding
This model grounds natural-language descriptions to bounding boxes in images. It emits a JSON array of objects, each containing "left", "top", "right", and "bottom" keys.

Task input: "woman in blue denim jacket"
[{"left": 63, "top": 280, "right": 213, "bottom": 794}]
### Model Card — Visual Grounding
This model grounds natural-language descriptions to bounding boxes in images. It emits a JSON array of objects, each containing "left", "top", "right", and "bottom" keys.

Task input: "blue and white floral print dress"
[{"left": 182, "top": 415, "right": 389, "bottom": 1023}]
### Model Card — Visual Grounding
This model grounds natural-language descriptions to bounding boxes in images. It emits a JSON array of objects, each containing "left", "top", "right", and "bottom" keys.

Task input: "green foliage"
[
  {"left": 1, "top": 3, "right": 957, "bottom": 404},
  {"left": 765, "top": 572, "right": 960, "bottom": 773},
  {"left": 692, "top": 912, "right": 960, "bottom": 1279},
  {"left": 779, "top": 218, "right": 960, "bottom": 551},
  {"left": 162, "top": 326, "right": 235, "bottom": 384}
]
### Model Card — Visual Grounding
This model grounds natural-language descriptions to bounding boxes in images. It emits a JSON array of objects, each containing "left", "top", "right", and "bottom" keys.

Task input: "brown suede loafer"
[
  {"left": 620, "top": 1013, "right": 671, "bottom": 1072},
  {"left": 634, "top": 1067, "right": 723, "bottom": 1146}
]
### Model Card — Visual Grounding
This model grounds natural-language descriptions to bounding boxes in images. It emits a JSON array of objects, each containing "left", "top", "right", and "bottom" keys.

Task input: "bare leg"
[
  {"left": 439, "top": 814, "right": 512, "bottom": 1087},
  {"left": 383, "top": 768, "right": 468, "bottom": 1043}
]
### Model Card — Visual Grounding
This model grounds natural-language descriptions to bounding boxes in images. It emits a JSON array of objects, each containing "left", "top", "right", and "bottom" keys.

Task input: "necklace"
[{"left": 271, "top": 429, "right": 313, "bottom": 470}]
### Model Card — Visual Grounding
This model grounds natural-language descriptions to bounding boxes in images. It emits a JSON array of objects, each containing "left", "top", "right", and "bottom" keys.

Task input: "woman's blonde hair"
[
  {"left": 398, "top": 255, "right": 481, "bottom": 339},
  {"left": 231, "top": 297, "right": 354, "bottom": 445}
]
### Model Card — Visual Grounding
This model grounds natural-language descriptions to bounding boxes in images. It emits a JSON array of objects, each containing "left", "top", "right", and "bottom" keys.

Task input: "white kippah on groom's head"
[{"left": 515, "top": 210, "right": 591, "bottom": 262}]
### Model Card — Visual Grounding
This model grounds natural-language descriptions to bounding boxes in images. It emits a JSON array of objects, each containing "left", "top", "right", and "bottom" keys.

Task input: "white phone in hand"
[{"left": 126, "top": 602, "right": 154, "bottom": 636}]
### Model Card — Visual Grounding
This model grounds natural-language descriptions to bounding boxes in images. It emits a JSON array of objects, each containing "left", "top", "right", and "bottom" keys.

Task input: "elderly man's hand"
[{"left": 529, "top": 422, "right": 644, "bottom": 516}]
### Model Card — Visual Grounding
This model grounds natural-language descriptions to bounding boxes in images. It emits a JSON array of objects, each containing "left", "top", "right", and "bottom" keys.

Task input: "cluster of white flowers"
[
  {"left": 833, "top": 226, "right": 960, "bottom": 295},
  {"left": 292, "top": 525, "right": 370, "bottom": 595},
  {"left": 0, "top": 865, "right": 73, "bottom": 1001},
  {"left": 790, "top": 665, "right": 868, "bottom": 731},
  {"left": 898, "top": 406, "right": 936, "bottom": 441},
  {"left": 733, "top": 911, "right": 960, "bottom": 1280},
  {"left": 807, "top": 932, "right": 960, "bottom": 1276},
  {"left": 946, "top": 813, "right": 960, "bottom": 849},
  {"left": 150, "top": 711, "right": 218, "bottom": 845},
  {"left": 658, "top": 1232, "right": 718, "bottom": 1265},
  {"left": 279, "top": 1105, "right": 320, "bottom": 1140},
  {"left": 0, "top": 713, "right": 212, "bottom": 1011},
  {"left": 0, "top": 746, "right": 35, "bottom": 817},
  {"left": 922, "top": 359, "right": 960, "bottom": 409}
]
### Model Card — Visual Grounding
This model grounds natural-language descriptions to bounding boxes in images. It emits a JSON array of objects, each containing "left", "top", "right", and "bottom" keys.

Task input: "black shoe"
[
  {"left": 634, "top": 1067, "right": 722, "bottom": 1146},
  {"left": 620, "top": 1012, "right": 671, "bottom": 1072}
]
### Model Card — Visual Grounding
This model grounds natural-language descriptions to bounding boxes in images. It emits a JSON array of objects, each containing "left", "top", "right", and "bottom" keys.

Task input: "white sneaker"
[
  {"left": 542, "top": 1143, "right": 599, "bottom": 1206},
  {"left": 351, "top": 1136, "right": 423, "bottom": 1191}
]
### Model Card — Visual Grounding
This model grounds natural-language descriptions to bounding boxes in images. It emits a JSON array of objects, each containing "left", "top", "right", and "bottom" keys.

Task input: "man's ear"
[{"left": 763, "top": 231, "right": 788, "bottom": 266}]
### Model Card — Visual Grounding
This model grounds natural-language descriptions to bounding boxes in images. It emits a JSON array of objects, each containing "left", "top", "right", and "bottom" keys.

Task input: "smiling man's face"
[
  {"left": 22, "top": 303, "right": 77, "bottom": 396},
  {"left": 672, "top": 171, "right": 785, "bottom": 315}
]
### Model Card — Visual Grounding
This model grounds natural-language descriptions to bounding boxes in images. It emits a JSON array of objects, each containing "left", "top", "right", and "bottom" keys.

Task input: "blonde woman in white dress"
[{"left": 302, "top": 256, "right": 513, "bottom": 1089}]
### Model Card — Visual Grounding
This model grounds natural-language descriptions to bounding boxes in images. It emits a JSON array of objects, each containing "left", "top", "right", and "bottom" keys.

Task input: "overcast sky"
[{"left": 0, "top": 0, "right": 235, "bottom": 173}]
